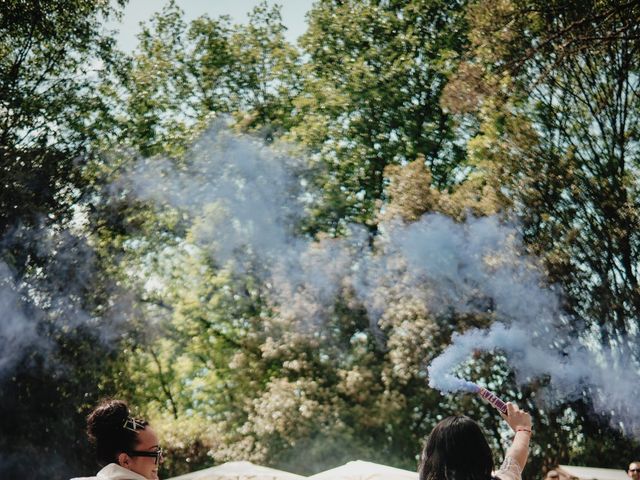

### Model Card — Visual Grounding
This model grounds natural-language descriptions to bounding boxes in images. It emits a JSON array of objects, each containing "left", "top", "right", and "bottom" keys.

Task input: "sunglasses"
[
  {"left": 127, "top": 448, "right": 164, "bottom": 465},
  {"left": 630, "top": 469, "right": 640, "bottom": 473}
]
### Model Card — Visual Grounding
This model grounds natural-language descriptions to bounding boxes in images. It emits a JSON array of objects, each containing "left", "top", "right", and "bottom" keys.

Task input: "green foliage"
[
  {"left": 117, "top": 0, "right": 301, "bottom": 157},
  {"left": 291, "top": 0, "right": 469, "bottom": 231},
  {"left": 0, "top": 2, "right": 141, "bottom": 479},
  {"left": 455, "top": 0, "right": 640, "bottom": 369},
  {"left": 443, "top": 0, "right": 640, "bottom": 473},
  {"left": 0, "top": 0, "right": 127, "bottom": 230},
  {"left": 4, "top": 1, "right": 640, "bottom": 479},
  {"left": 228, "top": 3, "right": 302, "bottom": 136},
  {"left": 96, "top": 1, "right": 640, "bottom": 477}
]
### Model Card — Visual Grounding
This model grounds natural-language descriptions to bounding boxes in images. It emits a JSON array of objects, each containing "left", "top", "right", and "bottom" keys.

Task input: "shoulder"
[
  {"left": 96, "top": 463, "right": 149, "bottom": 480},
  {"left": 70, "top": 463, "right": 147, "bottom": 480}
]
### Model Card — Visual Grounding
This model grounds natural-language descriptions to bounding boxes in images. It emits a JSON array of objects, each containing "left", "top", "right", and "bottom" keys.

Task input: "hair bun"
[{"left": 86, "top": 399, "right": 130, "bottom": 444}]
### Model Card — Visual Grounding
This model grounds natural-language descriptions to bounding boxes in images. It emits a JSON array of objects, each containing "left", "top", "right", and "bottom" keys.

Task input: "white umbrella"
[
  {"left": 167, "top": 461, "right": 306, "bottom": 480},
  {"left": 557, "top": 465, "right": 628, "bottom": 480},
  {"left": 308, "top": 460, "right": 417, "bottom": 480}
]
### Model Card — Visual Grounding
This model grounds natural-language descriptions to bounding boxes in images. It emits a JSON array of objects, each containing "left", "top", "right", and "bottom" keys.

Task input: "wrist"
[{"left": 515, "top": 428, "right": 532, "bottom": 435}]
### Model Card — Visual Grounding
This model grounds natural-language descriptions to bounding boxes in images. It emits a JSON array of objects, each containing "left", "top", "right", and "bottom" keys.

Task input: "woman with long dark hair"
[
  {"left": 71, "top": 399, "right": 164, "bottom": 480},
  {"left": 419, "top": 403, "right": 532, "bottom": 480}
]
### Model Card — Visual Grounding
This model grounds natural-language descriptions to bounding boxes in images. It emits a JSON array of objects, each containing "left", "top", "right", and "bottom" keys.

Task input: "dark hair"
[
  {"left": 419, "top": 416, "right": 494, "bottom": 480},
  {"left": 86, "top": 399, "right": 148, "bottom": 466}
]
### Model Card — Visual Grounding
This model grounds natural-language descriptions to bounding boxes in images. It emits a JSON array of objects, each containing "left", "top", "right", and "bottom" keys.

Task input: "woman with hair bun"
[
  {"left": 419, "top": 402, "right": 532, "bottom": 480},
  {"left": 71, "top": 399, "right": 163, "bottom": 480}
]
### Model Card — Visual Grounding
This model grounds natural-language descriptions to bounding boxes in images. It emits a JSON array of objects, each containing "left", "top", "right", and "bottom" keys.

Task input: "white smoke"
[
  {"left": 0, "top": 261, "right": 45, "bottom": 377},
  {"left": 0, "top": 225, "right": 125, "bottom": 380},
  {"left": 123, "top": 123, "right": 640, "bottom": 437},
  {"left": 126, "top": 121, "right": 307, "bottom": 269}
]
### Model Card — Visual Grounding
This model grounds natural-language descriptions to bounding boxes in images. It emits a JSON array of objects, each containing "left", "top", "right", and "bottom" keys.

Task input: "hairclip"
[{"left": 123, "top": 417, "right": 144, "bottom": 432}]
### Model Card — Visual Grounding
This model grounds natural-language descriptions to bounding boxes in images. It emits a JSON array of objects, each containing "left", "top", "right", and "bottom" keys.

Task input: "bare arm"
[{"left": 501, "top": 402, "right": 532, "bottom": 471}]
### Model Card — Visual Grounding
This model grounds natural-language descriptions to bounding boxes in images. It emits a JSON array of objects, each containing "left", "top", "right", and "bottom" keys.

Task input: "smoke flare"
[{"left": 476, "top": 385, "right": 508, "bottom": 415}]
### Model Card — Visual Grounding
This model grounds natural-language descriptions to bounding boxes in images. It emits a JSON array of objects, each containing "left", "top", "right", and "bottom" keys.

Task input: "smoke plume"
[
  {"left": 0, "top": 223, "right": 125, "bottom": 381},
  {"left": 0, "top": 260, "right": 44, "bottom": 377},
  {"left": 123, "top": 122, "right": 640, "bottom": 437}
]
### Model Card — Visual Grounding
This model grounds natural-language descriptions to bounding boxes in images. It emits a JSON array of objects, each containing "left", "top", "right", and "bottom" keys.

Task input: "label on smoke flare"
[{"left": 477, "top": 387, "right": 508, "bottom": 414}]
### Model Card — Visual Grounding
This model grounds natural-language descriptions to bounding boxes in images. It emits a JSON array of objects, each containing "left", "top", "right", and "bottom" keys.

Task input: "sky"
[{"left": 109, "top": 0, "right": 316, "bottom": 52}]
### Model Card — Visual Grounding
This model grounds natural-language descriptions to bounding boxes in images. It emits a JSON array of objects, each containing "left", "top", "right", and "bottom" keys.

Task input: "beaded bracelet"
[{"left": 516, "top": 428, "right": 532, "bottom": 434}]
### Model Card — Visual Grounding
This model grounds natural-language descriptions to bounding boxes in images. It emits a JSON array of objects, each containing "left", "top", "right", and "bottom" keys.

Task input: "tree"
[
  {"left": 456, "top": 0, "right": 640, "bottom": 357},
  {"left": 106, "top": 126, "right": 525, "bottom": 476},
  {"left": 291, "top": 0, "right": 469, "bottom": 232},
  {"left": 441, "top": 0, "right": 640, "bottom": 471},
  {"left": 0, "top": 0, "right": 127, "bottom": 231},
  {"left": 0, "top": 1, "right": 136, "bottom": 478},
  {"left": 227, "top": 2, "right": 302, "bottom": 138},
  {"left": 61, "top": 2, "right": 640, "bottom": 478},
  {"left": 118, "top": 1, "right": 301, "bottom": 157}
]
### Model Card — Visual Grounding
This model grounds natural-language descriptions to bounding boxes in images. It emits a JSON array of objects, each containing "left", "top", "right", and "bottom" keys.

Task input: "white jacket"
[{"left": 70, "top": 463, "right": 150, "bottom": 480}]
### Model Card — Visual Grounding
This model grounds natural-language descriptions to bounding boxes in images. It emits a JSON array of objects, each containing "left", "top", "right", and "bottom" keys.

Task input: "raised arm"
[{"left": 501, "top": 402, "right": 532, "bottom": 471}]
